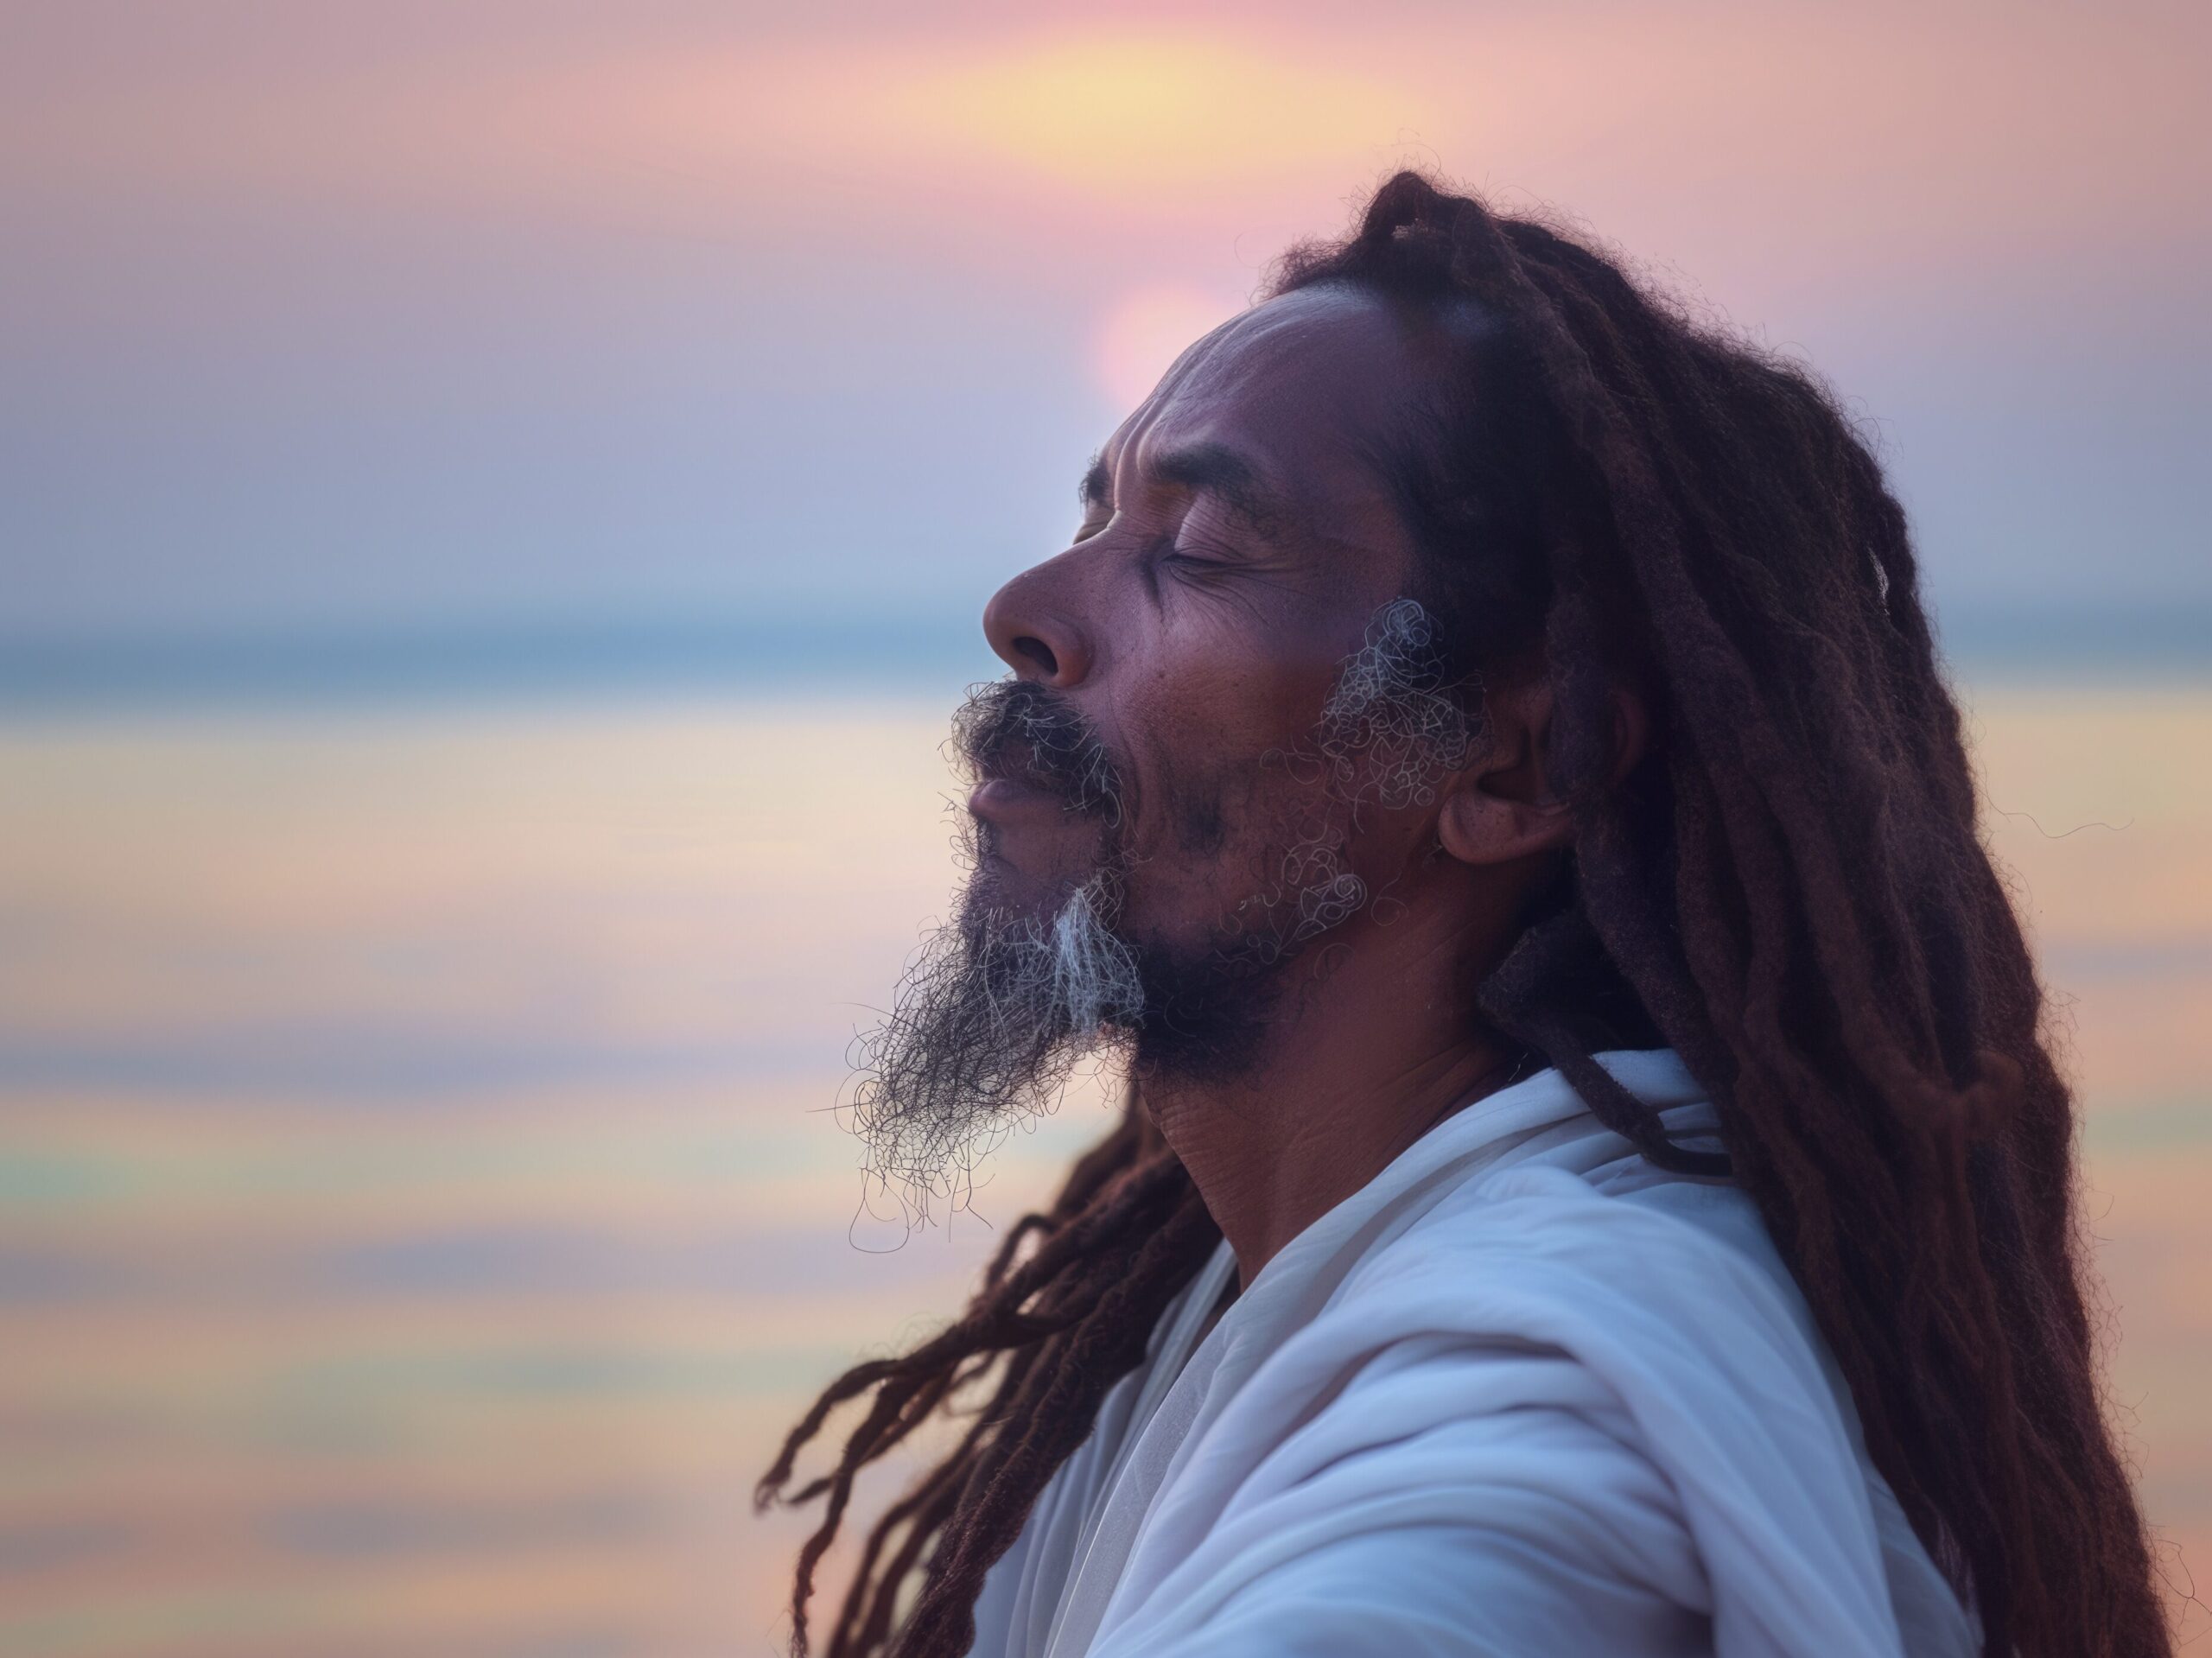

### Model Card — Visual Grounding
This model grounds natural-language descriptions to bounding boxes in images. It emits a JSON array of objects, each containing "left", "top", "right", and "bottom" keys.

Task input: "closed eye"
[
  {"left": 1154, "top": 540, "right": 1255, "bottom": 591},
  {"left": 1164, "top": 515, "right": 1251, "bottom": 565},
  {"left": 1160, "top": 547, "right": 1233, "bottom": 573}
]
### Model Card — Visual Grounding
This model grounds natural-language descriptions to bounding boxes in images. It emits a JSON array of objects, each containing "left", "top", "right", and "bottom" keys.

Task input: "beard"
[
  {"left": 845, "top": 852, "right": 1146, "bottom": 1213},
  {"left": 848, "top": 598, "right": 1476, "bottom": 1217}
]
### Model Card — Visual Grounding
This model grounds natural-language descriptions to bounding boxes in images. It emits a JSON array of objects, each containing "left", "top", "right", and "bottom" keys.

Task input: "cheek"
[
  {"left": 1116, "top": 753, "right": 1356, "bottom": 956},
  {"left": 1115, "top": 701, "right": 1332, "bottom": 930},
  {"left": 1099, "top": 591, "right": 1384, "bottom": 909},
  {"left": 1147, "top": 742, "right": 1243, "bottom": 861},
  {"left": 1116, "top": 619, "right": 1346, "bottom": 791},
  {"left": 1117, "top": 669, "right": 1302, "bottom": 868}
]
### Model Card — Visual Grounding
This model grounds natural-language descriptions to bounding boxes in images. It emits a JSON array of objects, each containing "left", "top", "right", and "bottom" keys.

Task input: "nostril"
[{"left": 1013, "top": 636, "right": 1059, "bottom": 677}]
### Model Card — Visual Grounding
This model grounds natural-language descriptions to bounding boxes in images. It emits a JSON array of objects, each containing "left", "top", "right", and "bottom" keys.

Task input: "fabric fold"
[{"left": 964, "top": 1051, "right": 1974, "bottom": 1658}]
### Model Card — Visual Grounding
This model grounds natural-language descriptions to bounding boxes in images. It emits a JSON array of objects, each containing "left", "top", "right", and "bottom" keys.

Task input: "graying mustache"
[{"left": 950, "top": 681, "right": 1125, "bottom": 822}]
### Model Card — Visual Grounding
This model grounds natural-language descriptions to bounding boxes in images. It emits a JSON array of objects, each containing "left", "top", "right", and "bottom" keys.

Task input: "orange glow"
[{"left": 867, "top": 33, "right": 1424, "bottom": 195}]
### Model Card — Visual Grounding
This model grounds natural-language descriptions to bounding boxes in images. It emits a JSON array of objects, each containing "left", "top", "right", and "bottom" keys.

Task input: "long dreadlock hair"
[{"left": 759, "top": 170, "right": 2171, "bottom": 1658}]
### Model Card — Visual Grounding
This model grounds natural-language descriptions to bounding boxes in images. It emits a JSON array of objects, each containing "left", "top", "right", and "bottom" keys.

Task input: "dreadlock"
[{"left": 760, "top": 169, "right": 2171, "bottom": 1658}]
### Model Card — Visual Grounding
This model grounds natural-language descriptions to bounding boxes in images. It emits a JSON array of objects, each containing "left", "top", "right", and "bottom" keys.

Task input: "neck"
[{"left": 1139, "top": 903, "right": 1521, "bottom": 1291}]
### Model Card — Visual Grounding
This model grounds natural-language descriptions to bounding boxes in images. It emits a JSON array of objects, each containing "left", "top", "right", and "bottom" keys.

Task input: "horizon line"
[{"left": 0, "top": 599, "right": 2204, "bottom": 713}]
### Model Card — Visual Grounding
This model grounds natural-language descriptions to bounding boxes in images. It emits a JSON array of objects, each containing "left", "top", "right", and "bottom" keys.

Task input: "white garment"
[{"left": 965, "top": 1050, "right": 1977, "bottom": 1658}]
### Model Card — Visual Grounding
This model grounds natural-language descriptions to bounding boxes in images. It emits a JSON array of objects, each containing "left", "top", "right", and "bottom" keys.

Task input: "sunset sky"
[
  {"left": 2, "top": 10, "right": 2208, "bottom": 1648},
  {"left": 3, "top": 0, "right": 2206, "bottom": 657}
]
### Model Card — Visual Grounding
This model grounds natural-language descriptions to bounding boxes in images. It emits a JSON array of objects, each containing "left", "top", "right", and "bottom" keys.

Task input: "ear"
[{"left": 1435, "top": 676, "right": 1649, "bottom": 868}]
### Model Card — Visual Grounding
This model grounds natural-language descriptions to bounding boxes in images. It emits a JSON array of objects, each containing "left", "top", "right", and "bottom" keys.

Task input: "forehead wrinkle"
[{"left": 1084, "top": 436, "right": 1298, "bottom": 542}]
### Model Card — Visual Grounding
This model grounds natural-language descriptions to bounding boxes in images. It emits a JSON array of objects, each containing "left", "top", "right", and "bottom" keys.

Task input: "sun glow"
[
  {"left": 758, "top": 30, "right": 1422, "bottom": 199},
  {"left": 1090, "top": 283, "right": 1246, "bottom": 410}
]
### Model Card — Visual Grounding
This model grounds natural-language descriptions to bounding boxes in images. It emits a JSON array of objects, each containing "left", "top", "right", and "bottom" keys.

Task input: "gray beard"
[
  {"left": 847, "top": 598, "right": 1477, "bottom": 1221},
  {"left": 846, "top": 856, "right": 1145, "bottom": 1220}
]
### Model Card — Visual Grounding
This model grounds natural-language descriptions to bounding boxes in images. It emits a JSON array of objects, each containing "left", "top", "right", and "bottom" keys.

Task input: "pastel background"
[{"left": 1, "top": 3, "right": 2205, "bottom": 1654}]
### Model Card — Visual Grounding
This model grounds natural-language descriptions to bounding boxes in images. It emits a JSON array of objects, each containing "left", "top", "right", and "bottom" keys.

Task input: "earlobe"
[
  {"left": 1435, "top": 776, "right": 1576, "bottom": 867},
  {"left": 1435, "top": 787, "right": 1497, "bottom": 865}
]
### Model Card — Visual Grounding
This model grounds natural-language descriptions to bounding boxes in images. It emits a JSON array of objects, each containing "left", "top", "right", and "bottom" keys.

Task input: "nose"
[{"left": 982, "top": 561, "right": 1094, "bottom": 687}]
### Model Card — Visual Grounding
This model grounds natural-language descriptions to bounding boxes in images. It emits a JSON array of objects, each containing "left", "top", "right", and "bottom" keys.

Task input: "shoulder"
[
  {"left": 1299, "top": 1161, "right": 1820, "bottom": 1404},
  {"left": 1304, "top": 1163, "right": 1870, "bottom": 1539},
  {"left": 1212, "top": 1163, "right": 1926, "bottom": 1654}
]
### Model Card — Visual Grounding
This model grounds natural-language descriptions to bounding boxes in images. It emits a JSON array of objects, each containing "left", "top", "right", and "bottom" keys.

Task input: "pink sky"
[{"left": 2, "top": 0, "right": 2205, "bottom": 637}]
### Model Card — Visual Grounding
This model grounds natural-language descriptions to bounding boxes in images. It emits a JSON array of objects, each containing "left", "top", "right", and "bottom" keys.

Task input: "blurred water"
[{"left": 0, "top": 684, "right": 2205, "bottom": 1655}]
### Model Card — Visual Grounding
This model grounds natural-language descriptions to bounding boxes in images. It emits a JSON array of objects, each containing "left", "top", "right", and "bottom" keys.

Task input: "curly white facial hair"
[{"left": 846, "top": 599, "right": 1478, "bottom": 1222}]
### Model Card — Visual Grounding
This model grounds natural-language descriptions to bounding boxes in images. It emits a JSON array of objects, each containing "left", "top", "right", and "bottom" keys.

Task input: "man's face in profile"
[{"left": 854, "top": 284, "right": 1480, "bottom": 1204}]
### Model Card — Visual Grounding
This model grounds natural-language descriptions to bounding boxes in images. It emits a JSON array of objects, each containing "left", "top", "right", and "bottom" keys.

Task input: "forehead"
[{"left": 1096, "top": 284, "right": 1427, "bottom": 521}]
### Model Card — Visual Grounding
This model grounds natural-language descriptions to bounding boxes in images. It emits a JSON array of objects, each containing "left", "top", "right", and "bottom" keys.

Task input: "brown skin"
[{"left": 978, "top": 284, "right": 1646, "bottom": 1288}]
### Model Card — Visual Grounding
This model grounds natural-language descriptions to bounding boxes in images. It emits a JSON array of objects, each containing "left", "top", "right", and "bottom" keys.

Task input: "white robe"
[{"left": 965, "top": 1050, "right": 1978, "bottom": 1658}]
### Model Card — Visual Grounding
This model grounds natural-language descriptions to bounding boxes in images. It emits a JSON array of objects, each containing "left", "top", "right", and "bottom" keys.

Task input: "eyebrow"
[{"left": 1079, "top": 441, "right": 1292, "bottom": 537}]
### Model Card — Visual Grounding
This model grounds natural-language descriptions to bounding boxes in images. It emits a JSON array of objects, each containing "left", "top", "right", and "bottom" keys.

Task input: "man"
[{"left": 758, "top": 172, "right": 2168, "bottom": 1657}]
